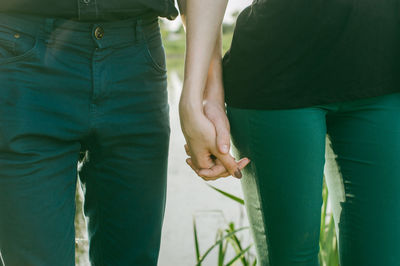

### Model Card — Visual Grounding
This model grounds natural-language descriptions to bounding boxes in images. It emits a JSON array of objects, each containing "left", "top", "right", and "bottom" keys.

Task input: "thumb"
[
  {"left": 216, "top": 153, "right": 242, "bottom": 178},
  {"left": 216, "top": 124, "right": 231, "bottom": 154}
]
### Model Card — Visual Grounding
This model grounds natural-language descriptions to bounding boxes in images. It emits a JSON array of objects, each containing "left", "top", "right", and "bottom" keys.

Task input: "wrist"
[
  {"left": 179, "top": 98, "right": 202, "bottom": 113},
  {"left": 203, "top": 97, "right": 225, "bottom": 109},
  {"left": 179, "top": 97, "right": 204, "bottom": 126},
  {"left": 204, "top": 83, "right": 225, "bottom": 106}
]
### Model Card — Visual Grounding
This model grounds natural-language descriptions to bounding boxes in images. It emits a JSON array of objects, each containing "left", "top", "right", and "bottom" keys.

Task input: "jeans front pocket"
[
  {"left": 0, "top": 23, "right": 39, "bottom": 65},
  {"left": 142, "top": 26, "right": 167, "bottom": 74}
]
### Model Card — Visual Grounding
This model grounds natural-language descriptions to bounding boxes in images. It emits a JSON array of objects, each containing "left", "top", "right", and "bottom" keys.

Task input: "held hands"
[{"left": 179, "top": 97, "right": 250, "bottom": 181}]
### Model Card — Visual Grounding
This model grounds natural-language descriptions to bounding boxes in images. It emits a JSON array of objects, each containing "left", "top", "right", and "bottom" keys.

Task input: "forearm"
[
  {"left": 203, "top": 33, "right": 225, "bottom": 106},
  {"left": 178, "top": 0, "right": 228, "bottom": 112},
  {"left": 178, "top": 0, "right": 225, "bottom": 107}
]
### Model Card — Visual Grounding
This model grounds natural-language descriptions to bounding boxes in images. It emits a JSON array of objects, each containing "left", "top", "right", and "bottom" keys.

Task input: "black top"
[
  {"left": 0, "top": 0, "right": 178, "bottom": 21},
  {"left": 223, "top": 0, "right": 400, "bottom": 110}
]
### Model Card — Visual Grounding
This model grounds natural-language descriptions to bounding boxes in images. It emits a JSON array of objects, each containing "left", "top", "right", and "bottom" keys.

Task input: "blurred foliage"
[
  {"left": 319, "top": 180, "right": 339, "bottom": 266},
  {"left": 160, "top": 20, "right": 235, "bottom": 80}
]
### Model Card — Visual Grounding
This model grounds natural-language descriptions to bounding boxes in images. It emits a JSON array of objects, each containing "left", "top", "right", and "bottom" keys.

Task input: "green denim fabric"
[
  {"left": 227, "top": 92, "right": 400, "bottom": 266},
  {"left": 0, "top": 13, "right": 170, "bottom": 266}
]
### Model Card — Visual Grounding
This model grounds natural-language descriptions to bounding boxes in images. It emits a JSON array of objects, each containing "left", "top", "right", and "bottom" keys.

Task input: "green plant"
[
  {"left": 319, "top": 180, "right": 339, "bottom": 266},
  {"left": 193, "top": 185, "right": 256, "bottom": 266},
  {"left": 193, "top": 217, "right": 255, "bottom": 266}
]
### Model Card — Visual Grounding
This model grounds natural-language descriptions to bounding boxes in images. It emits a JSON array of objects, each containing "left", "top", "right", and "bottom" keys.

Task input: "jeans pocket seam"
[
  {"left": 141, "top": 27, "right": 167, "bottom": 74},
  {"left": 143, "top": 42, "right": 167, "bottom": 74},
  {"left": 0, "top": 36, "right": 39, "bottom": 66}
]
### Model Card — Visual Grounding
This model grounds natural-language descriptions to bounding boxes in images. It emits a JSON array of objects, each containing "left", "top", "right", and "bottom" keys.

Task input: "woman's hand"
[
  {"left": 185, "top": 143, "right": 250, "bottom": 180},
  {"left": 203, "top": 99, "right": 231, "bottom": 154}
]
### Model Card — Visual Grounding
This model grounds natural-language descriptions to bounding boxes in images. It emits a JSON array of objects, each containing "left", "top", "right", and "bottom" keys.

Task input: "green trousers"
[
  {"left": 0, "top": 13, "right": 170, "bottom": 265},
  {"left": 227, "top": 92, "right": 400, "bottom": 266}
]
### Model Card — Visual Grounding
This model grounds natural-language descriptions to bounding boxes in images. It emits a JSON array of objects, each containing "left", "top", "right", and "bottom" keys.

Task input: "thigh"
[
  {"left": 326, "top": 92, "right": 400, "bottom": 266},
  {"left": 227, "top": 106, "right": 327, "bottom": 266},
  {"left": 78, "top": 113, "right": 170, "bottom": 266},
  {"left": 78, "top": 25, "right": 170, "bottom": 265}
]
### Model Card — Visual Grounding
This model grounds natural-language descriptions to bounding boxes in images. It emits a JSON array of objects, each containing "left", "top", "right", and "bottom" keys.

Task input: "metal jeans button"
[{"left": 94, "top": 26, "right": 104, "bottom": 40}]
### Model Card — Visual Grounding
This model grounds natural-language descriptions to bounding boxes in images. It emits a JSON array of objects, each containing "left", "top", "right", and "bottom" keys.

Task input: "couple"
[{"left": 1, "top": 0, "right": 400, "bottom": 265}]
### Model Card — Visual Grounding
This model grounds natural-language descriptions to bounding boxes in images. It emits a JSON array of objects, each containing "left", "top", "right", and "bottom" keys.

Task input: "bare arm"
[
  {"left": 177, "top": 0, "right": 249, "bottom": 179},
  {"left": 177, "top": 0, "right": 224, "bottom": 106},
  {"left": 179, "top": 0, "right": 227, "bottom": 110}
]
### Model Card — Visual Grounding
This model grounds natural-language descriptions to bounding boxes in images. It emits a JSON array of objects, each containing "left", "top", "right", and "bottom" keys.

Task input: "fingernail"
[
  {"left": 234, "top": 169, "right": 242, "bottom": 178},
  {"left": 221, "top": 145, "right": 229, "bottom": 153}
]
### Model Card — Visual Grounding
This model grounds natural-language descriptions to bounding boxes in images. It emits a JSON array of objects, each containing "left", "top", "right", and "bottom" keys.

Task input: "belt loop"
[
  {"left": 41, "top": 18, "right": 55, "bottom": 44},
  {"left": 135, "top": 18, "right": 143, "bottom": 45},
  {"left": 77, "top": 0, "right": 82, "bottom": 20},
  {"left": 44, "top": 18, "right": 54, "bottom": 34}
]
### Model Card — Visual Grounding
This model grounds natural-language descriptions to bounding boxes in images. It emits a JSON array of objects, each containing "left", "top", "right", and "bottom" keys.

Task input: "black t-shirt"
[
  {"left": 0, "top": 0, "right": 178, "bottom": 21},
  {"left": 223, "top": 0, "right": 400, "bottom": 110}
]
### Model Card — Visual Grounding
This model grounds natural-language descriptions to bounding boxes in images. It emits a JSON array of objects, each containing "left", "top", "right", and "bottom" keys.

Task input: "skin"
[{"left": 177, "top": 0, "right": 251, "bottom": 181}]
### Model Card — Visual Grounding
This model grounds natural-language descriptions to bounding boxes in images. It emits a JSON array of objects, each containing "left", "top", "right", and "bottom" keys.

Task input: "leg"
[
  {"left": 78, "top": 21, "right": 170, "bottom": 265},
  {"left": 227, "top": 106, "right": 327, "bottom": 266},
  {"left": 326, "top": 92, "right": 400, "bottom": 265},
  {"left": 0, "top": 37, "right": 81, "bottom": 266}
]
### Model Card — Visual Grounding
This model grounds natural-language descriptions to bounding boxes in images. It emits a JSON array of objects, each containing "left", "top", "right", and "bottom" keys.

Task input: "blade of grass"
[
  {"left": 193, "top": 217, "right": 201, "bottom": 265},
  {"left": 320, "top": 180, "right": 328, "bottom": 242},
  {"left": 325, "top": 215, "right": 338, "bottom": 266},
  {"left": 207, "top": 184, "right": 245, "bottom": 205},
  {"left": 218, "top": 230, "right": 227, "bottom": 266},
  {"left": 226, "top": 222, "right": 248, "bottom": 266},
  {"left": 225, "top": 244, "right": 253, "bottom": 266}
]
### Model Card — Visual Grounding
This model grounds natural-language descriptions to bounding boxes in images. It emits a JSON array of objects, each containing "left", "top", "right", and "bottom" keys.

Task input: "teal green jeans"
[
  {"left": 227, "top": 92, "right": 400, "bottom": 266},
  {"left": 0, "top": 13, "right": 170, "bottom": 265}
]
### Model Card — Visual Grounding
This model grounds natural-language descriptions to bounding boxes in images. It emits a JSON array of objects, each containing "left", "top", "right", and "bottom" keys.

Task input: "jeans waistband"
[{"left": 0, "top": 12, "right": 160, "bottom": 49}]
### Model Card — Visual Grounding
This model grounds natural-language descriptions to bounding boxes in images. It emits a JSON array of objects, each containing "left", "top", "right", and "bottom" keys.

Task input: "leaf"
[
  {"left": 225, "top": 245, "right": 253, "bottom": 266},
  {"left": 325, "top": 215, "right": 339, "bottom": 266},
  {"left": 226, "top": 223, "right": 248, "bottom": 266},
  {"left": 320, "top": 180, "right": 329, "bottom": 242},
  {"left": 193, "top": 217, "right": 201, "bottom": 265},
  {"left": 207, "top": 184, "right": 245, "bottom": 205},
  {"left": 318, "top": 177, "right": 339, "bottom": 266},
  {"left": 218, "top": 230, "right": 227, "bottom": 266}
]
